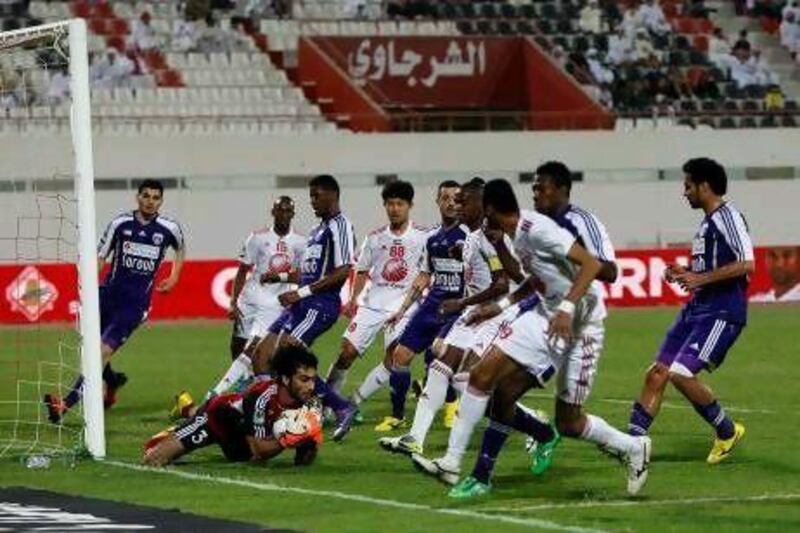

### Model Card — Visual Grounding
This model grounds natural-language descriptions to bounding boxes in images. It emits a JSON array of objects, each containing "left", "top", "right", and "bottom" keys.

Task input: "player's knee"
[
  {"left": 645, "top": 363, "right": 670, "bottom": 390},
  {"left": 439, "top": 347, "right": 462, "bottom": 370}
]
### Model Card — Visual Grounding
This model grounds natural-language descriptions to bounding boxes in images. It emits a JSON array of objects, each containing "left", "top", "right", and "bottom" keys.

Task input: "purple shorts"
[
  {"left": 396, "top": 297, "right": 459, "bottom": 354},
  {"left": 656, "top": 308, "right": 743, "bottom": 375},
  {"left": 269, "top": 296, "right": 340, "bottom": 347},
  {"left": 99, "top": 287, "right": 147, "bottom": 350}
]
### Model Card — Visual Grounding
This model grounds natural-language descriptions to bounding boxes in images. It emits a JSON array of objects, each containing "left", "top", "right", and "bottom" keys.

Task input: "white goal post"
[{"left": 0, "top": 19, "right": 104, "bottom": 459}]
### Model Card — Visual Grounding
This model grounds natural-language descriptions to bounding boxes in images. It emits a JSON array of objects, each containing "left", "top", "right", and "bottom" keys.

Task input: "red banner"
[
  {"left": 312, "top": 36, "right": 527, "bottom": 108},
  {"left": 0, "top": 247, "right": 796, "bottom": 324}
]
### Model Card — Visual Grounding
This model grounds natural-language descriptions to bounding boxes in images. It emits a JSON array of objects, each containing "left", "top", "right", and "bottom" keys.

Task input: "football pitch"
[{"left": 2, "top": 306, "right": 800, "bottom": 532}]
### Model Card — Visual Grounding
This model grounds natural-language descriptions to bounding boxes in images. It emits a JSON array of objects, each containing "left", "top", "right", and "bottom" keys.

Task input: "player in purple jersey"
[
  {"left": 45, "top": 179, "right": 185, "bottom": 423},
  {"left": 245, "top": 174, "right": 359, "bottom": 441},
  {"left": 628, "top": 158, "right": 753, "bottom": 464},
  {"left": 350, "top": 180, "right": 467, "bottom": 432}
]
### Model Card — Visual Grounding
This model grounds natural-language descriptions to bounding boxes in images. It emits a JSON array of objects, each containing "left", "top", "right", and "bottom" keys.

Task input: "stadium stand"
[{"left": 1, "top": 0, "right": 799, "bottom": 132}]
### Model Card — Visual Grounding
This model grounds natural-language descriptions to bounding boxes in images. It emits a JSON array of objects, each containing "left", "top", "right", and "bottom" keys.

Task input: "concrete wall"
[{"left": 1, "top": 129, "right": 798, "bottom": 258}]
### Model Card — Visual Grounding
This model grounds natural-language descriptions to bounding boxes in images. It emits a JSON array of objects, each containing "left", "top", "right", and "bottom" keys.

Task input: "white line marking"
[
  {"left": 526, "top": 393, "right": 776, "bottom": 414},
  {"left": 477, "top": 493, "right": 800, "bottom": 513},
  {"left": 107, "top": 461, "right": 604, "bottom": 533}
]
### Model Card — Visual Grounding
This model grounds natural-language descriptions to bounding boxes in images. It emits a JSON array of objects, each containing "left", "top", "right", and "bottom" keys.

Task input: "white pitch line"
[
  {"left": 477, "top": 493, "right": 800, "bottom": 514},
  {"left": 526, "top": 393, "right": 776, "bottom": 415},
  {"left": 107, "top": 461, "right": 605, "bottom": 533}
]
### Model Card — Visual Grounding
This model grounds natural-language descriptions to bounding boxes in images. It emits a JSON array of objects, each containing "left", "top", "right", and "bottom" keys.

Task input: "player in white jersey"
[
  {"left": 229, "top": 196, "right": 306, "bottom": 357},
  {"left": 412, "top": 178, "right": 651, "bottom": 497},
  {"left": 447, "top": 161, "right": 624, "bottom": 498},
  {"left": 325, "top": 181, "right": 427, "bottom": 393},
  {"left": 172, "top": 197, "right": 305, "bottom": 417},
  {"left": 380, "top": 178, "right": 525, "bottom": 455}
]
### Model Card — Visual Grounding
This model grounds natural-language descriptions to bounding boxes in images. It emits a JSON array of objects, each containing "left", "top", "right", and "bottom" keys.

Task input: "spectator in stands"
[
  {"left": 197, "top": 13, "right": 228, "bottom": 53},
  {"left": 780, "top": 10, "right": 800, "bottom": 57},
  {"left": 45, "top": 66, "right": 70, "bottom": 105},
  {"left": 387, "top": 0, "right": 434, "bottom": 19},
  {"left": 579, "top": 0, "right": 605, "bottom": 34},
  {"left": 90, "top": 49, "right": 135, "bottom": 89},
  {"left": 621, "top": 5, "right": 644, "bottom": 36},
  {"left": 632, "top": 28, "right": 658, "bottom": 62},
  {"left": 226, "top": 17, "right": 255, "bottom": 52},
  {"left": 606, "top": 26, "right": 632, "bottom": 65},
  {"left": 130, "top": 11, "right": 161, "bottom": 52},
  {"left": 764, "top": 84, "right": 785, "bottom": 110},
  {"left": 637, "top": 0, "right": 671, "bottom": 34},
  {"left": 724, "top": 42, "right": 776, "bottom": 88},
  {"left": 707, "top": 27, "right": 731, "bottom": 68},
  {"left": 552, "top": 45, "right": 569, "bottom": 69},
  {"left": 734, "top": 29, "right": 751, "bottom": 49},
  {"left": 586, "top": 48, "right": 615, "bottom": 83},
  {"left": 172, "top": 13, "right": 201, "bottom": 52}
]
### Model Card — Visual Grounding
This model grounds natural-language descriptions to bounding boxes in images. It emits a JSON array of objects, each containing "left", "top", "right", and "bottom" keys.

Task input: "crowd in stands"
[{"left": 2, "top": 0, "right": 799, "bottom": 128}]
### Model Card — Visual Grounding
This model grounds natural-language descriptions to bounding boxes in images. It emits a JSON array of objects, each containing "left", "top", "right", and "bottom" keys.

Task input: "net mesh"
[{"left": 0, "top": 23, "right": 86, "bottom": 461}]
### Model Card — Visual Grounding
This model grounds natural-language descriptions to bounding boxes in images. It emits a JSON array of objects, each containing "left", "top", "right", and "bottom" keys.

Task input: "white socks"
[
  {"left": 210, "top": 354, "right": 253, "bottom": 396},
  {"left": 581, "top": 414, "right": 637, "bottom": 455},
  {"left": 443, "top": 387, "right": 490, "bottom": 468},
  {"left": 327, "top": 363, "right": 348, "bottom": 393},
  {"left": 409, "top": 360, "right": 452, "bottom": 446},
  {"left": 354, "top": 364, "right": 391, "bottom": 405},
  {"left": 451, "top": 371, "right": 469, "bottom": 394}
]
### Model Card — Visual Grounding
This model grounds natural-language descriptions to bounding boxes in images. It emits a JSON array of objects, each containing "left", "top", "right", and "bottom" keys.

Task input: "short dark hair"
[
  {"left": 271, "top": 345, "right": 318, "bottom": 379},
  {"left": 483, "top": 179, "right": 519, "bottom": 214},
  {"left": 309, "top": 174, "right": 340, "bottom": 197},
  {"left": 381, "top": 180, "right": 414, "bottom": 203},
  {"left": 137, "top": 179, "right": 163, "bottom": 195},
  {"left": 683, "top": 157, "right": 727, "bottom": 195},
  {"left": 536, "top": 161, "right": 572, "bottom": 193},
  {"left": 437, "top": 180, "right": 460, "bottom": 197},
  {"left": 461, "top": 177, "right": 485, "bottom": 193}
]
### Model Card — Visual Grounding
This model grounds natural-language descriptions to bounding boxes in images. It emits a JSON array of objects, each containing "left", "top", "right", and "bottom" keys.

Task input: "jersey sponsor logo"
[
  {"left": 382, "top": 257, "right": 409, "bottom": 282},
  {"left": 433, "top": 271, "right": 462, "bottom": 290},
  {"left": 268, "top": 253, "right": 293, "bottom": 273},
  {"left": 431, "top": 258, "right": 463, "bottom": 273},
  {"left": 123, "top": 241, "right": 161, "bottom": 260},
  {"left": 692, "top": 237, "right": 705, "bottom": 255},
  {"left": 5, "top": 266, "right": 59, "bottom": 322}
]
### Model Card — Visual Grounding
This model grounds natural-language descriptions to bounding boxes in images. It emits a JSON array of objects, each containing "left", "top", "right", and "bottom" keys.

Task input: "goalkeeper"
[{"left": 143, "top": 345, "right": 322, "bottom": 467}]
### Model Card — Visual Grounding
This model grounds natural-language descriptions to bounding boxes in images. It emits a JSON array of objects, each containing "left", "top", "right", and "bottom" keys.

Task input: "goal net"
[{"left": 0, "top": 19, "right": 104, "bottom": 461}]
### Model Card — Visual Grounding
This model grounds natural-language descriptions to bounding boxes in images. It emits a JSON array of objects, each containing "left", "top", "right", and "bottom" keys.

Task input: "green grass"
[{"left": 2, "top": 307, "right": 800, "bottom": 532}]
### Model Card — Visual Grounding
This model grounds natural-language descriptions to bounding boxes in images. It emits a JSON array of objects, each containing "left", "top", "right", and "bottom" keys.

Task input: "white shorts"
[
  {"left": 493, "top": 307, "right": 604, "bottom": 404},
  {"left": 343, "top": 306, "right": 411, "bottom": 355},
  {"left": 236, "top": 301, "right": 283, "bottom": 340},
  {"left": 443, "top": 305, "right": 518, "bottom": 357}
]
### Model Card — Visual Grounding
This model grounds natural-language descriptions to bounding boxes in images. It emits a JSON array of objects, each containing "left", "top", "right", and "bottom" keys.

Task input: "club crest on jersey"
[
  {"left": 382, "top": 257, "right": 409, "bottom": 283},
  {"left": 152, "top": 232, "right": 164, "bottom": 245},
  {"left": 498, "top": 321, "right": 513, "bottom": 339},
  {"left": 5, "top": 266, "right": 59, "bottom": 322}
]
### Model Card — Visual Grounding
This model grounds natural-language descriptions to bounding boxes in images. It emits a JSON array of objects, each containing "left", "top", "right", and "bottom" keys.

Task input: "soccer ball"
[{"left": 272, "top": 405, "right": 322, "bottom": 440}]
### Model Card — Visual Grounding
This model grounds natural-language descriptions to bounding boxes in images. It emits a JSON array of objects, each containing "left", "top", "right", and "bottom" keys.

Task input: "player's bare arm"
[
  {"left": 344, "top": 270, "right": 369, "bottom": 317},
  {"left": 278, "top": 264, "right": 353, "bottom": 307},
  {"left": 386, "top": 271, "right": 430, "bottom": 326},
  {"left": 548, "top": 242, "right": 602, "bottom": 342},
  {"left": 246, "top": 435, "right": 285, "bottom": 462},
  {"left": 228, "top": 262, "right": 250, "bottom": 320},
  {"left": 597, "top": 259, "right": 619, "bottom": 283},
  {"left": 156, "top": 245, "right": 185, "bottom": 293},
  {"left": 441, "top": 268, "right": 509, "bottom": 316},
  {"left": 464, "top": 274, "right": 537, "bottom": 326},
  {"left": 484, "top": 228, "right": 526, "bottom": 284},
  {"left": 261, "top": 269, "right": 300, "bottom": 284},
  {"left": 673, "top": 260, "right": 755, "bottom": 291}
]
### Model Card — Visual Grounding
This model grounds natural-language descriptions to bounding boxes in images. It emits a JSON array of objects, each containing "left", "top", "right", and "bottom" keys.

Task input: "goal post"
[
  {"left": 69, "top": 18, "right": 105, "bottom": 461},
  {"left": 0, "top": 19, "right": 104, "bottom": 460}
]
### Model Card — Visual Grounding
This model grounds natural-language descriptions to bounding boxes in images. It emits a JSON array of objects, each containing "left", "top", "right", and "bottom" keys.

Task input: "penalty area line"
[
  {"left": 107, "top": 461, "right": 606, "bottom": 533},
  {"left": 477, "top": 493, "right": 800, "bottom": 514}
]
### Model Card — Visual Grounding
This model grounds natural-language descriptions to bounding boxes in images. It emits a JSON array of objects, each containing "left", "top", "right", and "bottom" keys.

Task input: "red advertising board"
[
  {"left": 311, "top": 36, "right": 526, "bottom": 109},
  {"left": 0, "top": 247, "right": 794, "bottom": 324}
]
